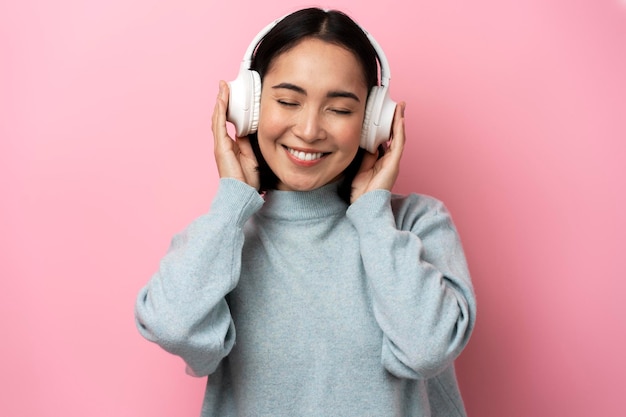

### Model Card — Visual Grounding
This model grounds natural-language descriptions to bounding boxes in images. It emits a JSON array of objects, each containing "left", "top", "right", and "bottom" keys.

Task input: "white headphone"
[{"left": 226, "top": 13, "right": 397, "bottom": 153}]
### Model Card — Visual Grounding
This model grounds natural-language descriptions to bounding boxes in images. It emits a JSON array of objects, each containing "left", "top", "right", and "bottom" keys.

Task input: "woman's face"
[{"left": 257, "top": 38, "right": 369, "bottom": 192}]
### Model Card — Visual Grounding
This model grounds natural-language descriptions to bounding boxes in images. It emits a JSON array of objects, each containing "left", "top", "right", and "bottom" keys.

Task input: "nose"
[{"left": 292, "top": 106, "right": 326, "bottom": 143}]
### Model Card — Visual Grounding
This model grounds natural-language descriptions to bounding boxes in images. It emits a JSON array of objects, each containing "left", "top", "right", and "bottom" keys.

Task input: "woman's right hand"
[{"left": 212, "top": 80, "right": 260, "bottom": 190}]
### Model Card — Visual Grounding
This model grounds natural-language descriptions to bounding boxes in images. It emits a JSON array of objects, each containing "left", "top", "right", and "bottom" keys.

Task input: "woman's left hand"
[{"left": 350, "top": 102, "right": 406, "bottom": 204}]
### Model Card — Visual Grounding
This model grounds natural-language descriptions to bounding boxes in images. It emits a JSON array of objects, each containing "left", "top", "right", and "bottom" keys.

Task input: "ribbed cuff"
[
  {"left": 346, "top": 189, "right": 395, "bottom": 231},
  {"left": 209, "top": 178, "right": 264, "bottom": 226}
]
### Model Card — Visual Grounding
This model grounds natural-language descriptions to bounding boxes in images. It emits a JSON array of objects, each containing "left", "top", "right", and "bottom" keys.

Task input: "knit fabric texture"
[{"left": 136, "top": 178, "right": 476, "bottom": 416}]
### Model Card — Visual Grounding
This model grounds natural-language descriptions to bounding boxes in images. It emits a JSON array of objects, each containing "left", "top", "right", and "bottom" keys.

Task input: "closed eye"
[
  {"left": 330, "top": 108, "right": 353, "bottom": 115},
  {"left": 277, "top": 99, "right": 299, "bottom": 107}
]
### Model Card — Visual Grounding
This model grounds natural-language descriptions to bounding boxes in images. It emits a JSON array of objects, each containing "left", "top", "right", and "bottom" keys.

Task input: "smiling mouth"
[{"left": 284, "top": 146, "right": 329, "bottom": 162}]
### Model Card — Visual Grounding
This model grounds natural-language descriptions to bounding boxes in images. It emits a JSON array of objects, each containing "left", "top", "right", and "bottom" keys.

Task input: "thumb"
[{"left": 357, "top": 149, "right": 378, "bottom": 176}]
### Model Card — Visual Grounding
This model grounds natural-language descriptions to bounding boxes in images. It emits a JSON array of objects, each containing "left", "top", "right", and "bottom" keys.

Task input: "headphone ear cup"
[
  {"left": 360, "top": 86, "right": 397, "bottom": 153},
  {"left": 227, "top": 67, "right": 261, "bottom": 137},
  {"left": 360, "top": 87, "right": 378, "bottom": 152}
]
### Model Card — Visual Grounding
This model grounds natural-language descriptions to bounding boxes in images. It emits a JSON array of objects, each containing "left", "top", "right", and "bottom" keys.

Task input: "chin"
[{"left": 277, "top": 177, "right": 328, "bottom": 192}]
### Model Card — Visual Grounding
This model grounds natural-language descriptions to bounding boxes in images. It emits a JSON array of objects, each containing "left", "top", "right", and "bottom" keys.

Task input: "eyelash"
[
  {"left": 277, "top": 100, "right": 298, "bottom": 107},
  {"left": 277, "top": 100, "right": 352, "bottom": 115}
]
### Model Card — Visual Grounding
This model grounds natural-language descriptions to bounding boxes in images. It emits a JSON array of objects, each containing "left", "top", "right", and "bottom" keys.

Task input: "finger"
[
  {"left": 211, "top": 81, "right": 225, "bottom": 129},
  {"left": 212, "top": 81, "right": 231, "bottom": 152},
  {"left": 388, "top": 102, "right": 406, "bottom": 159},
  {"left": 236, "top": 135, "right": 253, "bottom": 158},
  {"left": 357, "top": 148, "right": 378, "bottom": 175}
]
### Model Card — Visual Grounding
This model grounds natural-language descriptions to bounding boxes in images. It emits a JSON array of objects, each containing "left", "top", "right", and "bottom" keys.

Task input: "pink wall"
[{"left": 2, "top": 0, "right": 625, "bottom": 416}]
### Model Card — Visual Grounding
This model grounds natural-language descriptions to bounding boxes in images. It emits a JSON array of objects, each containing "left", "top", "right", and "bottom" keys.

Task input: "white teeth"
[{"left": 287, "top": 148, "right": 324, "bottom": 161}]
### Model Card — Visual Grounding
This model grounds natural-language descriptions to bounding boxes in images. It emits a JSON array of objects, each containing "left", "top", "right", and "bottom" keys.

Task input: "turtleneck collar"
[{"left": 257, "top": 182, "right": 348, "bottom": 221}]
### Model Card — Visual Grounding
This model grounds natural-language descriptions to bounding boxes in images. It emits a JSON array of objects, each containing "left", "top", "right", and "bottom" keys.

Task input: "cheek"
[
  {"left": 257, "top": 101, "right": 284, "bottom": 142},
  {"left": 335, "top": 119, "right": 364, "bottom": 151}
]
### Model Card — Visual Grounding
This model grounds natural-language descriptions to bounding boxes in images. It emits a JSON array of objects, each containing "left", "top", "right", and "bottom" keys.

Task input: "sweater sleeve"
[
  {"left": 346, "top": 190, "right": 476, "bottom": 380},
  {"left": 134, "top": 178, "right": 264, "bottom": 377}
]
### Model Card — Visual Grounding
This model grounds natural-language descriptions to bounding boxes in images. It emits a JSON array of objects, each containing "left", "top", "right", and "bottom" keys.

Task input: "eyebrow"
[{"left": 271, "top": 82, "right": 361, "bottom": 102}]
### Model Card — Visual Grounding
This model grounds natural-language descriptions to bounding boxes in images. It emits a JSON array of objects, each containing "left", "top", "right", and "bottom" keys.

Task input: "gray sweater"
[{"left": 136, "top": 178, "right": 476, "bottom": 416}]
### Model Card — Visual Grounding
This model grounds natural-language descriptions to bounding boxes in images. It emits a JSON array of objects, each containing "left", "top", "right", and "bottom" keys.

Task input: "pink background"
[{"left": 2, "top": 0, "right": 625, "bottom": 416}]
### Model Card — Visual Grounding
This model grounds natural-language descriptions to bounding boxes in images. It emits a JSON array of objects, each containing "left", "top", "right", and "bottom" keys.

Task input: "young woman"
[{"left": 136, "top": 8, "right": 476, "bottom": 416}]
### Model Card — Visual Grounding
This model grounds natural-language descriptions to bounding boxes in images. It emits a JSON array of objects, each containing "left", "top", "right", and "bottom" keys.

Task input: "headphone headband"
[{"left": 239, "top": 13, "right": 391, "bottom": 88}]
